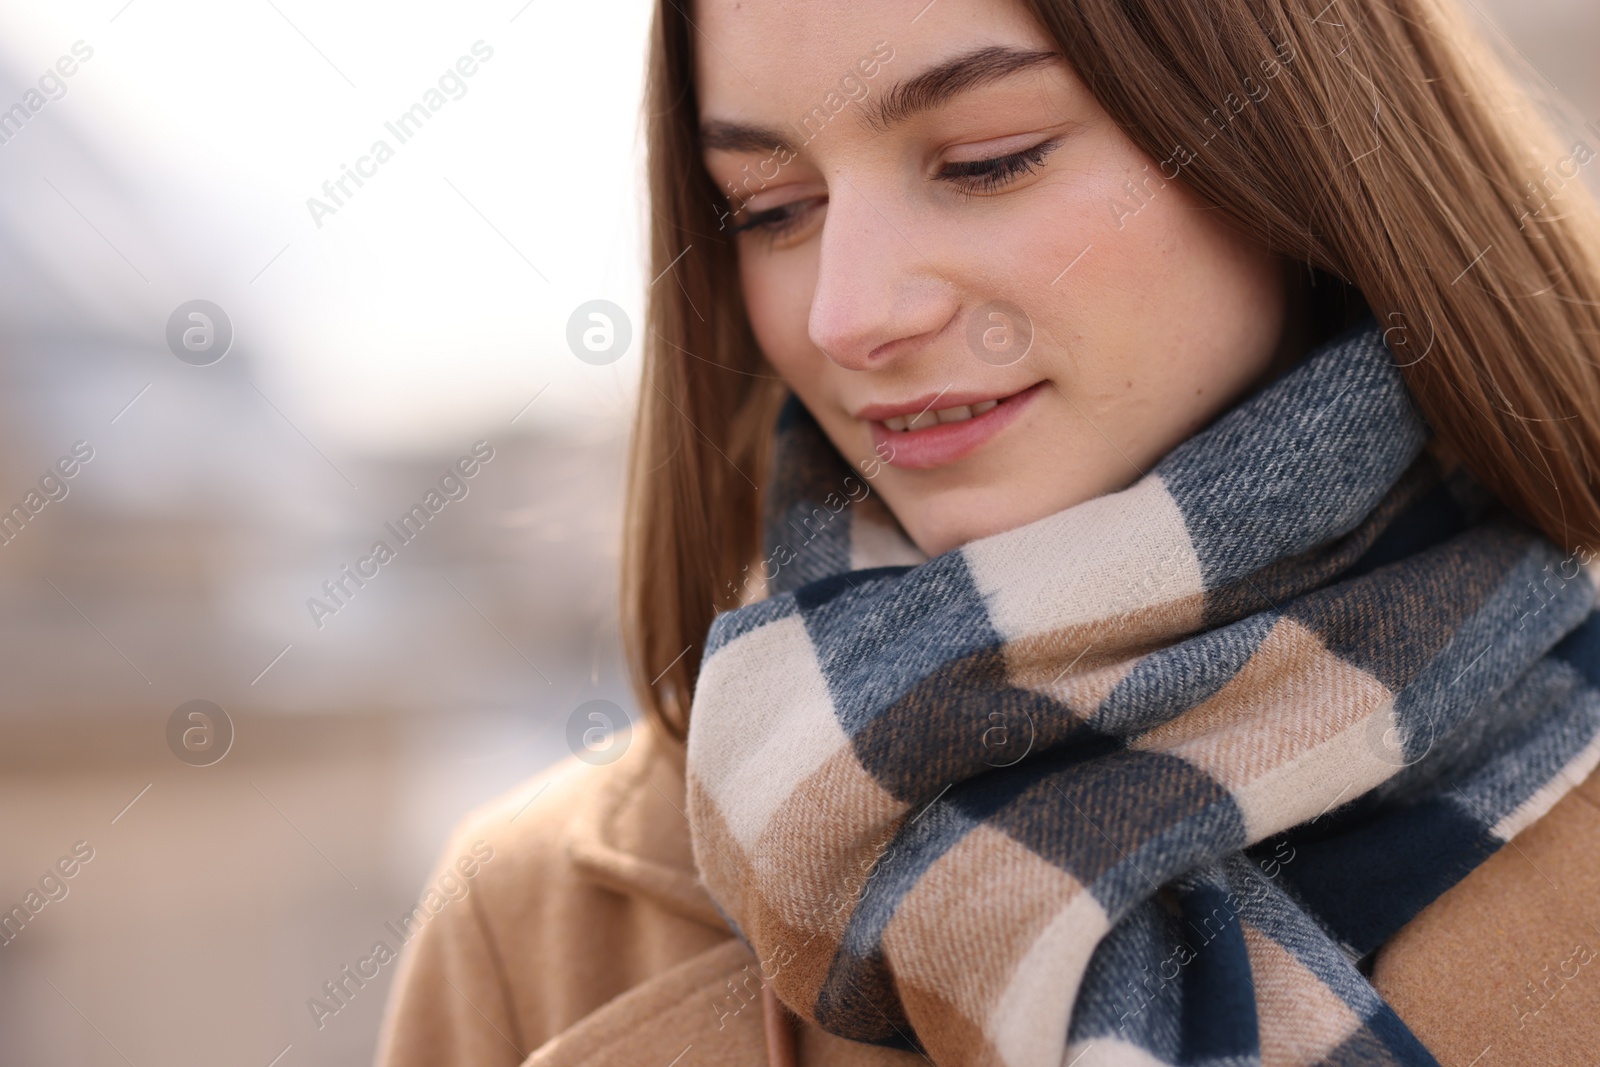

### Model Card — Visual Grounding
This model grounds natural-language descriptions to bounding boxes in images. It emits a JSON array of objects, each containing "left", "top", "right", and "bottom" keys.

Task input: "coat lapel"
[
  {"left": 541, "top": 721, "right": 927, "bottom": 1066},
  {"left": 519, "top": 938, "right": 771, "bottom": 1067},
  {"left": 560, "top": 719, "right": 728, "bottom": 929}
]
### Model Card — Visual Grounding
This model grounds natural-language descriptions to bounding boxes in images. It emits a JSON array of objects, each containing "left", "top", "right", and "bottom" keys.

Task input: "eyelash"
[
  {"left": 937, "top": 138, "right": 1063, "bottom": 194},
  {"left": 726, "top": 138, "right": 1063, "bottom": 240},
  {"left": 727, "top": 200, "right": 812, "bottom": 240}
]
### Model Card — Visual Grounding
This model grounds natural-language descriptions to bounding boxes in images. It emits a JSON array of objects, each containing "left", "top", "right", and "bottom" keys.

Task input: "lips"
[
  {"left": 881, "top": 399, "right": 999, "bottom": 432},
  {"left": 863, "top": 382, "right": 1045, "bottom": 470}
]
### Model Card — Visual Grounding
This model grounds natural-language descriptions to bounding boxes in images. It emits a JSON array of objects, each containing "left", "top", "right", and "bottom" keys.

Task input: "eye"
[
  {"left": 726, "top": 198, "right": 823, "bottom": 241},
  {"left": 937, "top": 139, "right": 1063, "bottom": 194}
]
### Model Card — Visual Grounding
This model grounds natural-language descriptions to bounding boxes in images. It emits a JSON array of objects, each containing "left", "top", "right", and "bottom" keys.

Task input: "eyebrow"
[{"left": 699, "top": 45, "right": 1065, "bottom": 154}]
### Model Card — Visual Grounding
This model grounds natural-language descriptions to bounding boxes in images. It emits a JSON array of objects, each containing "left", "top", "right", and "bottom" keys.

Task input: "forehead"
[{"left": 692, "top": 0, "right": 1054, "bottom": 121}]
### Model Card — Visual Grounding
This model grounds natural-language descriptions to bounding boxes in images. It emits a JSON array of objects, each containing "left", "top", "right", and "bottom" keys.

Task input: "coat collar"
[{"left": 560, "top": 716, "right": 729, "bottom": 931}]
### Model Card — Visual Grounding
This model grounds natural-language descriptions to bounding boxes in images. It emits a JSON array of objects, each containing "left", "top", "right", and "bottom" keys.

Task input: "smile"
[
  {"left": 880, "top": 399, "right": 999, "bottom": 431},
  {"left": 862, "top": 382, "right": 1045, "bottom": 470}
]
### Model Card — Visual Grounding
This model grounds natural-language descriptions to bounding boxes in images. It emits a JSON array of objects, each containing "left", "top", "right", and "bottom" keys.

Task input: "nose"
[{"left": 806, "top": 180, "right": 954, "bottom": 372}]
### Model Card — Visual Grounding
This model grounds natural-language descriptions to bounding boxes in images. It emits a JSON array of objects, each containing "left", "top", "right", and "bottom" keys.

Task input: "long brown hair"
[{"left": 624, "top": 0, "right": 1600, "bottom": 739}]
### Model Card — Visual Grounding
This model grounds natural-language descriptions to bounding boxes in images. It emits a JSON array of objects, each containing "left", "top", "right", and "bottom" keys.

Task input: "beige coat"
[{"left": 374, "top": 717, "right": 1600, "bottom": 1067}]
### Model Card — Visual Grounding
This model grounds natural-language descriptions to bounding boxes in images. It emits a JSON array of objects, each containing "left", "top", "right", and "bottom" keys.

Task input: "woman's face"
[{"left": 696, "top": 0, "right": 1296, "bottom": 557}]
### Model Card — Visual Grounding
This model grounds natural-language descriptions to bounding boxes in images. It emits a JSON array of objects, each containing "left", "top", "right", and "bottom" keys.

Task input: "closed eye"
[
  {"left": 936, "top": 138, "right": 1063, "bottom": 194},
  {"left": 726, "top": 198, "right": 821, "bottom": 240},
  {"left": 723, "top": 137, "right": 1064, "bottom": 240}
]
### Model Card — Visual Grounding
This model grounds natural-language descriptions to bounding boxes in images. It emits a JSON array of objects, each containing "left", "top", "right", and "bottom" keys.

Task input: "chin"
[
  {"left": 889, "top": 468, "right": 1127, "bottom": 557},
  {"left": 899, "top": 504, "right": 1021, "bottom": 559}
]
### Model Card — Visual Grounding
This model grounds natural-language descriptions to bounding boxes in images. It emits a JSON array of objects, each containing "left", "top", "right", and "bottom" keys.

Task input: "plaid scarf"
[{"left": 684, "top": 317, "right": 1600, "bottom": 1067}]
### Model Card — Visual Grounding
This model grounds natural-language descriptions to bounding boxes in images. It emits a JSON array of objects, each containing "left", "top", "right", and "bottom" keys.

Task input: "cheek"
[
  {"left": 1163, "top": 185, "right": 1281, "bottom": 296},
  {"left": 740, "top": 247, "right": 822, "bottom": 384},
  {"left": 1086, "top": 190, "right": 1285, "bottom": 439},
  {"left": 1144, "top": 174, "right": 1282, "bottom": 311},
  {"left": 1065, "top": 168, "right": 1282, "bottom": 355},
  {"left": 739, "top": 245, "right": 884, "bottom": 469},
  {"left": 1147, "top": 197, "right": 1286, "bottom": 372}
]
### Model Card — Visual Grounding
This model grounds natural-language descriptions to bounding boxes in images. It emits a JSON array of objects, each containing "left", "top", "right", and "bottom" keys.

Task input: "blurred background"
[{"left": 0, "top": 1, "right": 1592, "bottom": 1064}]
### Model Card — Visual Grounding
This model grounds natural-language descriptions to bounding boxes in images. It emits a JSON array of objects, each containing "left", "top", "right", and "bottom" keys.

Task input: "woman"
[{"left": 376, "top": 0, "right": 1600, "bottom": 1063}]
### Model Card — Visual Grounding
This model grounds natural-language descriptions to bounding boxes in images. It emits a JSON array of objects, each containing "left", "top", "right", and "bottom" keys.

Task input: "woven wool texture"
[{"left": 684, "top": 317, "right": 1600, "bottom": 1067}]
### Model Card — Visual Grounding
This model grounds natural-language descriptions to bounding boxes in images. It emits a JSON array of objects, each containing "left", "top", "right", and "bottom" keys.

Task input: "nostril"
[{"left": 811, "top": 334, "right": 885, "bottom": 371}]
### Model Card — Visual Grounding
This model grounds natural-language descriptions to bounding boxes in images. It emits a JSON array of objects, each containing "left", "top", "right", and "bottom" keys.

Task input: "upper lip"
[{"left": 853, "top": 386, "right": 1033, "bottom": 422}]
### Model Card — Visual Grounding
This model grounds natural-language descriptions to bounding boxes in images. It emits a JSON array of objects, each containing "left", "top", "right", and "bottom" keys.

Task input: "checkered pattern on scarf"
[{"left": 685, "top": 318, "right": 1600, "bottom": 1067}]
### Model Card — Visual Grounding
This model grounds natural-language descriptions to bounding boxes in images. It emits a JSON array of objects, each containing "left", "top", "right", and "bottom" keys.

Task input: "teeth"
[{"left": 882, "top": 399, "right": 1002, "bottom": 431}]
